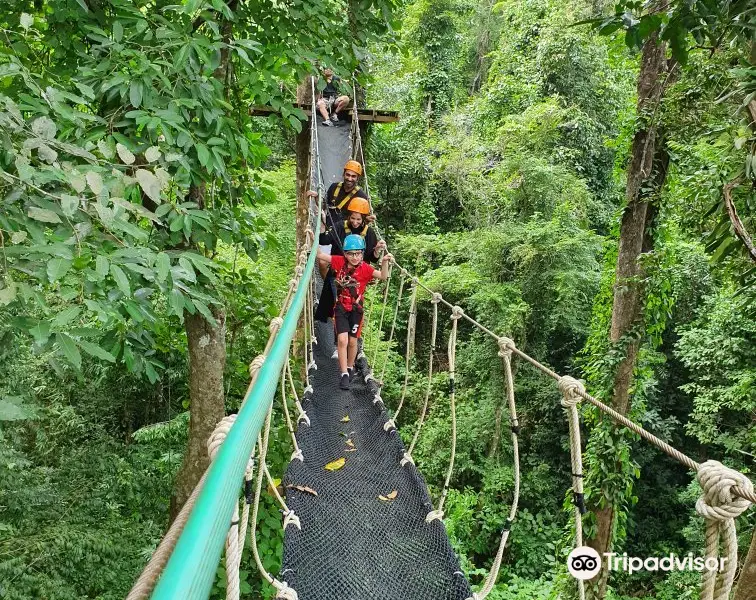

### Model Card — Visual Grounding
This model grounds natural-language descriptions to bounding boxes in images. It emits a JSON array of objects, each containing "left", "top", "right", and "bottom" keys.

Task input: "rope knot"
[
  {"left": 248, "top": 355, "right": 266, "bottom": 378},
  {"left": 273, "top": 580, "right": 299, "bottom": 600},
  {"left": 695, "top": 460, "right": 753, "bottom": 522},
  {"left": 558, "top": 376, "right": 585, "bottom": 408},
  {"left": 288, "top": 278, "right": 297, "bottom": 290},
  {"left": 411, "top": 277, "right": 419, "bottom": 285},
  {"left": 399, "top": 267, "right": 409, "bottom": 277},
  {"left": 304, "top": 228, "right": 315, "bottom": 244},
  {"left": 207, "top": 414, "right": 237, "bottom": 461},
  {"left": 497, "top": 336, "right": 515, "bottom": 358},
  {"left": 451, "top": 305, "right": 464, "bottom": 320},
  {"left": 269, "top": 317, "right": 284, "bottom": 333},
  {"left": 295, "top": 265, "right": 304, "bottom": 277},
  {"left": 431, "top": 292, "right": 442, "bottom": 304}
]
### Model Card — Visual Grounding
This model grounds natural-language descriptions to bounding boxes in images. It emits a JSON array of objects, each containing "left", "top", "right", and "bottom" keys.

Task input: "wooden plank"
[{"left": 249, "top": 104, "right": 399, "bottom": 122}]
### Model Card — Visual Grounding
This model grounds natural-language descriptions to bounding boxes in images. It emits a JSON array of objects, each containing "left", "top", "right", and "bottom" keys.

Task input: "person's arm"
[
  {"left": 317, "top": 248, "right": 333, "bottom": 270},
  {"left": 372, "top": 253, "right": 393, "bottom": 280}
]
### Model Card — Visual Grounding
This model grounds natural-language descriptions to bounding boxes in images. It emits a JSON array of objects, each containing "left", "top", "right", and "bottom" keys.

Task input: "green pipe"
[{"left": 151, "top": 231, "right": 319, "bottom": 599}]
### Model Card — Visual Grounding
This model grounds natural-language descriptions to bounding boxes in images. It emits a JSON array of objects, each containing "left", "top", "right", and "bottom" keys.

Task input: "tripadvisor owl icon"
[{"left": 567, "top": 546, "right": 602, "bottom": 580}]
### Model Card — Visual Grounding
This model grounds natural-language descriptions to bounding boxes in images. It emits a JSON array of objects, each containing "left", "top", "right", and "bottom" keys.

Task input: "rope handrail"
[{"left": 388, "top": 258, "right": 756, "bottom": 505}]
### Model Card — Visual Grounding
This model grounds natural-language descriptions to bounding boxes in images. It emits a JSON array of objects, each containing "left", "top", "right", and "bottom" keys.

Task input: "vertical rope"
[
  {"left": 371, "top": 263, "right": 393, "bottom": 365},
  {"left": 558, "top": 376, "right": 587, "bottom": 600},
  {"left": 393, "top": 278, "right": 418, "bottom": 420},
  {"left": 279, "top": 361, "right": 302, "bottom": 460},
  {"left": 407, "top": 293, "right": 441, "bottom": 457},
  {"left": 468, "top": 337, "right": 522, "bottom": 600},
  {"left": 426, "top": 305, "right": 463, "bottom": 522},
  {"left": 379, "top": 268, "right": 407, "bottom": 384}
]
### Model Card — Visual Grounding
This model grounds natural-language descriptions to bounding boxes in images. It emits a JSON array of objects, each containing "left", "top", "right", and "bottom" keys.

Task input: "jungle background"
[{"left": 0, "top": 0, "right": 754, "bottom": 599}]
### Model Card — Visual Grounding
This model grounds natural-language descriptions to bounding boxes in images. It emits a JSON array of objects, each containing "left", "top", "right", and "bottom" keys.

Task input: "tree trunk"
[
  {"left": 734, "top": 528, "right": 756, "bottom": 600},
  {"left": 586, "top": 31, "right": 669, "bottom": 599},
  {"left": 170, "top": 309, "right": 227, "bottom": 519}
]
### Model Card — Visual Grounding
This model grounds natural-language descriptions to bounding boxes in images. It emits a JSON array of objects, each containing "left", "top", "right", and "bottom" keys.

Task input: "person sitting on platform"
[
  {"left": 317, "top": 235, "right": 392, "bottom": 390},
  {"left": 316, "top": 67, "right": 351, "bottom": 127},
  {"left": 307, "top": 160, "right": 373, "bottom": 232}
]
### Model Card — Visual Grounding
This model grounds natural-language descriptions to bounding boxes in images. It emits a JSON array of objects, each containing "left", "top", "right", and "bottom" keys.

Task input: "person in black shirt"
[
  {"left": 307, "top": 160, "right": 373, "bottom": 230},
  {"left": 316, "top": 67, "right": 351, "bottom": 127}
]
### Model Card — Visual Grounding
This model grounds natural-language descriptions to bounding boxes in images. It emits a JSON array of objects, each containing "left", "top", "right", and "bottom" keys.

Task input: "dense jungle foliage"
[{"left": 1, "top": 0, "right": 754, "bottom": 599}]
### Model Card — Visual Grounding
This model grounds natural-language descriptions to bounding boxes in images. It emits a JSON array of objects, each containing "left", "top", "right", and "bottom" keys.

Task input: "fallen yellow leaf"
[
  {"left": 345, "top": 448, "right": 357, "bottom": 452},
  {"left": 340, "top": 415, "right": 350, "bottom": 423},
  {"left": 325, "top": 457, "right": 346, "bottom": 471},
  {"left": 378, "top": 490, "right": 398, "bottom": 502},
  {"left": 345, "top": 439, "right": 355, "bottom": 448}
]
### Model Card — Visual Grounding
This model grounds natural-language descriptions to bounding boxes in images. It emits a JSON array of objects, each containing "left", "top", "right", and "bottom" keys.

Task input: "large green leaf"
[
  {"left": 47, "top": 258, "right": 73, "bottom": 282},
  {"left": 78, "top": 339, "right": 116, "bottom": 363},
  {"left": 55, "top": 332, "right": 81, "bottom": 369},
  {"left": 110, "top": 264, "right": 131, "bottom": 296}
]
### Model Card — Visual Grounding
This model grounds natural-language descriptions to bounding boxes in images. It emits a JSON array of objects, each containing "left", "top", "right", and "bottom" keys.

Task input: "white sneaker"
[
  {"left": 322, "top": 118, "right": 333, "bottom": 127},
  {"left": 331, "top": 113, "right": 339, "bottom": 123}
]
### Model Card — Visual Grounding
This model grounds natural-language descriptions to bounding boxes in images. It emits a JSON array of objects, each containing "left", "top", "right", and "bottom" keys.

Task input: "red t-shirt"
[{"left": 330, "top": 255, "right": 375, "bottom": 311}]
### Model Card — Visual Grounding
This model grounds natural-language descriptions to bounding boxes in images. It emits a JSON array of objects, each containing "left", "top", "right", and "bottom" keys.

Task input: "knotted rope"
[
  {"left": 393, "top": 278, "right": 418, "bottom": 421},
  {"left": 370, "top": 263, "right": 393, "bottom": 366},
  {"left": 379, "top": 267, "right": 406, "bottom": 385},
  {"left": 467, "top": 337, "right": 522, "bottom": 600},
  {"left": 558, "top": 375, "right": 587, "bottom": 600},
  {"left": 696, "top": 460, "right": 755, "bottom": 600},
  {"left": 407, "top": 292, "right": 441, "bottom": 458},
  {"left": 427, "top": 305, "right": 463, "bottom": 522}
]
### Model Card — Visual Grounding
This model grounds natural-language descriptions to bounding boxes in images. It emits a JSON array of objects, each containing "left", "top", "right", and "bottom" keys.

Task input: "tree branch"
[{"left": 722, "top": 178, "right": 756, "bottom": 263}]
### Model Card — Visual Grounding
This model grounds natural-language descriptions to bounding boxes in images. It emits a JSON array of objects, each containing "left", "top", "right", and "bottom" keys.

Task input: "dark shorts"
[{"left": 334, "top": 303, "right": 363, "bottom": 338}]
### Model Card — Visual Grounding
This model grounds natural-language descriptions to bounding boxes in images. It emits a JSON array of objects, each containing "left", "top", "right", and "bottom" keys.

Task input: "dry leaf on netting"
[
  {"left": 345, "top": 439, "right": 355, "bottom": 448},
  {"left": 324, "top": 458, "right": 346, "bottom": 471},
  {"left": 286, "top": 484, "right": 318, "bottom": 496},
  {"left": 378, "top": 490, "right": 398, "bottom": 502},
  {"left": 340, "top": 415, "right": 350, "bottom": 423},
  {"left": 345, "top": 448, "right": 357, "bottom": 452}
]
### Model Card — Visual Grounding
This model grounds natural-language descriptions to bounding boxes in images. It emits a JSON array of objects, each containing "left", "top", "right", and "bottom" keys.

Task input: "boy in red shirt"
[{"left": 317, "top": 234, "right": 392, "bottom": 390}]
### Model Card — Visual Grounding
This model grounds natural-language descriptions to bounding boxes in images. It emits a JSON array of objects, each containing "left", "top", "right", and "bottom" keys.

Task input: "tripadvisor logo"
[{"left": 567, "top": 546, "right": 728, "bottom": 580}]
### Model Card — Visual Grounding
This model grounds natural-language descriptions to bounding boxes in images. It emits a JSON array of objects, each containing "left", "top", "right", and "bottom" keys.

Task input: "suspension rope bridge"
[{"left": 127, "top": 81, "right": 755, "bottom": 600}]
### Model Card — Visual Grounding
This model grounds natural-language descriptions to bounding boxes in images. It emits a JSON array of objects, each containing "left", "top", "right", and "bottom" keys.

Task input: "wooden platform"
[{"left": 249, "top": 104, "right": 399, "bottom": 123}]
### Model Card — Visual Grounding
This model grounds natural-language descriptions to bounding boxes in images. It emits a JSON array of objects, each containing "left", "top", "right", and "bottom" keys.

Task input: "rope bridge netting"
[{"left": 126, "top": 78, "right": 755, "bottom": 600}]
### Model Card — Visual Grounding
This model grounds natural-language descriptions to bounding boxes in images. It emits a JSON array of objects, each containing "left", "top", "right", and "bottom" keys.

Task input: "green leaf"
[
  {"left": 0, "top": 396, "right": 36, "bottom": 421},
  {"left": 178, "top": 256, "right": 196, "bottom": 282},
  {"left": 86, "top": 171, "right": 104, "bottom": 195},
  {"left": 28, "top": 207, "right": 61, "bottom": 224},
  {"left": 47, "top": 258, "right": 72, "bottom": 281},
  {"left": 78, "top": 339, "right": 116, "bottom": 363},
  {"left": 110, "top": 264, "right": 131, "bottom": 296},
  {"left": 51, "top": 306, "right": 81, "bottom": 328},
  {"left": 113, "top": 21, "right": 124, "bottom": 42},
  {"left": 96, "top": 255, "right": 109, "bottom": 278},
  {"left": 61, "top": 194, "right": 80, "bottom": 217},
  {"left": 170, "top": 288, "right": 185, "bottom": 318},
  {"left": 29, "top": 321, "right": 50, "bottom": 344},
  {"left": 156, "top": 252, "right": 171, "bottom": 283},
  {"left": 56, "top": 333, "right": 81, "bottom": 369},
  {"left": 116, "top": 142, "right": 136, "bottom": 165},
  {"left": 145, "top": 146, "right": 161, "bottom": 162},
  {"left": 192, "top": 299, "right": 217, "bottom": 326},
  {"left": 196, "top": 143, "right": 210, "bottom": 167},
  {"left": 0, "top": 280, "right": 17, "bottom": 305},
  {"left": 32, "top": 116, "right": 57, "bottom": 140},
  {"left": 130, "top": 81, "right": 143, "bottom": 108},
  {"left": 136, "top": 168, "right": 162, "bottom": 204}
]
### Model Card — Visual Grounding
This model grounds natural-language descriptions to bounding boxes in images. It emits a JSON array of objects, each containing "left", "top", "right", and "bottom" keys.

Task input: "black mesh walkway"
[{"left": 280, "top": 322, "right": 472, "bottom": 600}]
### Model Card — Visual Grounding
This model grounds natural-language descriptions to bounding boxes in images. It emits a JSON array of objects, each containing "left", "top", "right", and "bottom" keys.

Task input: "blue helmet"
[{"left": 343, "top": 234, "right": 366, "bottom": 252}]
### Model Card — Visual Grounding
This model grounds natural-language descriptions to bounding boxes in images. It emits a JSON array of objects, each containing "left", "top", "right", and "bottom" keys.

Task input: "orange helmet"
[
  {"left": 344, "top": 160, "right": 363, "bottom": 176},
  {"left": 346, "top": 197, "right": 370, "bottom": 215}
]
